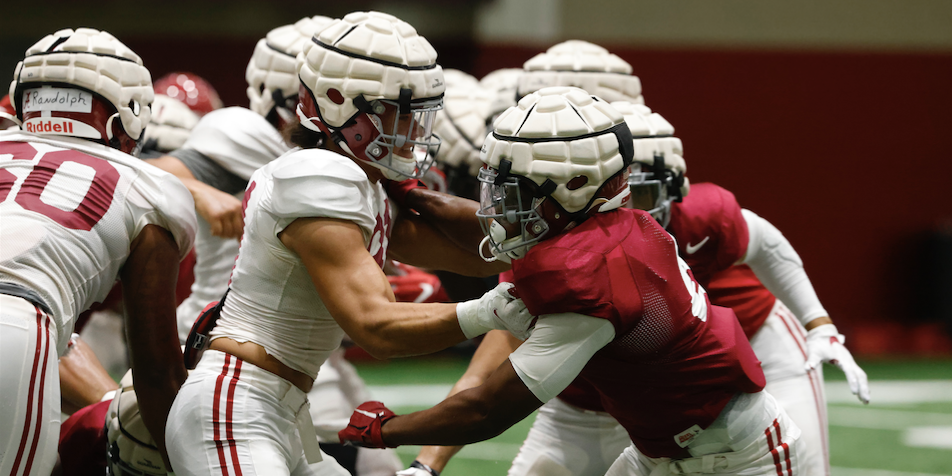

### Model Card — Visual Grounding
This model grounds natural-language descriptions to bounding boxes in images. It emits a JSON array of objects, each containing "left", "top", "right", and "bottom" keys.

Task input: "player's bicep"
[
  {"left": 508, "top": 313, "right": 615, "bottom": 403},
  {"left": 279, "top": 217, "right": 394, "bottom": 332}
]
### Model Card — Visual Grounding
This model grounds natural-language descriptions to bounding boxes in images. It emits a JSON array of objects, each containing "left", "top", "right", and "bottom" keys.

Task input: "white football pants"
[
  {"left": 606, "top": 391, "right": 802, "bottom": 476},
  {"left": 508, "top": 300, "right": 828, "bottom": 476},
  {"left": 0, "top": 294, "right": 60, "bottom": 476},
  {"left": 167, "top": 350, "right": 349, "bottom": 476}
]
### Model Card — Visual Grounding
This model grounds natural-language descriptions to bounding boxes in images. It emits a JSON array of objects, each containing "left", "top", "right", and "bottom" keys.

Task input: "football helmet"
[
  {"left": 9, "top": 28, "right": 153, "bottom": 155},
  {"left": 105, "top": 370, "right": 167, "bottom": 476},
  {"left": 153, "top": 72, "right": 222, "bottom": 116},
  {"left": 139, "top": 94, "right": 199, "bottom": 158},
  {"left": 245, "top": 15, "right": 334, "bottom": 126},
  {"left": 517, "top": 40, "right": 643, "bottom": 104},
  {"left": 297, "top": 11, "right": 445, "bottom": 180},
  {"left": 479, "top": 68, "right": 522, "bottom": 114},
  {"left": 432, "top": 71, "right": 502, "bottom": 197},
  {"left": 0, "top": 94, "right": 17, "bottom": 129},
  {"left": 477, "top": 87, "right": 634, "bottom": 262},
  {"left": 613, "top": 101, "right": 689, "bottom": 228}
]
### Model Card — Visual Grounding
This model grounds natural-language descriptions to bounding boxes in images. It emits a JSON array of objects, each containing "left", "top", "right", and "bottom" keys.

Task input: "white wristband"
[{"left": 456, "top": 300, "right": 491, "bottom": 340}]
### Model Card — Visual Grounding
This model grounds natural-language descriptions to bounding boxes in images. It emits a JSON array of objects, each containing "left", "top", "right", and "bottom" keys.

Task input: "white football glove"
[
  {"left": 804, "top": 324, "right": 870, "bottom": 404},
  {"left": 456, "top": 282, "right": 536, "bottom": 340}
]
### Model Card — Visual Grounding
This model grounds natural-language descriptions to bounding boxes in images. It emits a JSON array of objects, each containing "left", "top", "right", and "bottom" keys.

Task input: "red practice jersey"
[{"left": 512, "top": 208, "right": 765, "bottom": 458}]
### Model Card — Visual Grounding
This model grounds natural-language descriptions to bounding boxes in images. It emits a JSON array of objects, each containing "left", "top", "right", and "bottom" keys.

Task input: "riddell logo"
[
  {"left": 25, "top": 119, "right": 74, "bottom": 134},
  {"left": 673, "top": 424, "right": 703, "bottom": 448}
]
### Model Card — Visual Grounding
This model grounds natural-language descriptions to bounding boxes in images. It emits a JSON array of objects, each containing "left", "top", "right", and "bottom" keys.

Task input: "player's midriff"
[{"left": 210, "top": 337, "right": 314, "bottom": 393}]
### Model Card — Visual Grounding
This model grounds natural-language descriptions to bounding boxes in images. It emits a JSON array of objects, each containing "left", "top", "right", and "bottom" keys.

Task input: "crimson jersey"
[
  {"left": 667, "top": 182, "right": 775, "bottom": 336},
  {"left": 512, "top": 208, "right": 765, "bottom": 458}
]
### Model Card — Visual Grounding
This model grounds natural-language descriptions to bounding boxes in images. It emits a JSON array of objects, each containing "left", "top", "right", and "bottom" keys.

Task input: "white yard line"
[{"left": 832, "top": 467, "right": 952, "bottom": 476}]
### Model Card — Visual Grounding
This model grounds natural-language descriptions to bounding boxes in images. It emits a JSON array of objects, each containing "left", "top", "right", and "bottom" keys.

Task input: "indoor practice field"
[{"left": 354, "top": 356, "right": 952, "bottom": 476}]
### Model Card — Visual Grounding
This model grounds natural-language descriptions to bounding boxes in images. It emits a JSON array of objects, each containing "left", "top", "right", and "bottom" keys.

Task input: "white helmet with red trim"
[
  {"left": 246, "top": 15, "right": 334, "bottom": 125},
  {"left": 612, "top": 101, "right": 689, "bottom": 227},
  {"left": 105, "top": 370, "right": 166, "bottom": 476},
  {"left": 139, "top": 94, "right": 200, "bottom": 158},
  {"left": 477, "top": 87, "right": 634, "bottom": 262},
  {"left": 9, "top": 28, "right": 153, "bottom": 155},
  {"left": 297, "top": 11, "right": 444, "bottom": 180},
  {"left": 517, "top": 40, "right": 643, "bottom": 104}
]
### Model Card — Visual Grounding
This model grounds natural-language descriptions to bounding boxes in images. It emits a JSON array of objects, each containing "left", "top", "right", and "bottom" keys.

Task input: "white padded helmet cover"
[
  {"left": 612, "top": 100, "right": 689, "bottom": 196},
  {"left": 482, "top": 87, "right": 628, "bottom": 213},
  {"left": 106, "top": 370, "right": 167, "bottom": 475},
  {"left": 143, "top": 94, "right": 199, "bottom": 153},
  {"left": 299, "top": 11, "right": 445, "bottom": 128},
  {"left": 442, "top": 69, "right": 480, "bottom": 90},
  {"left": 246, "top": 15, "right": 335, "bottom": 117},
  {"left": 518, "top": 40, "right": 642, "bottom": 103},
  {"left": 10, "top": 28, "right": 153, "bottom": 140},
  {"left": 479, "top": 68, "right": 522, "bottom": 113},
  {"left": 433, "top": 80, "right": 497, "bottom": 176}
]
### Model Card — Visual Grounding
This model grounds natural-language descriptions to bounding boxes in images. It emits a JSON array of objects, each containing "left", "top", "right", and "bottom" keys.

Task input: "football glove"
[
  {"left": 338, "top": 401, "right": 397, "bottom": 448},
  {"left": 456, "top": 282, "right": 536, "bottom": 340},
  {"left": 397, "top": 460, "right": 440, "bottom": 476},
  {"left": 804, "top": 324, "right": 870, "bottom": 404}
]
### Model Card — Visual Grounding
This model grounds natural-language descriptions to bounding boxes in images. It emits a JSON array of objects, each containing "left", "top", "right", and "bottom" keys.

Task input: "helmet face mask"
[
  {"left": 627, "top": 155, "right": 681, "bottom": 228},
  {"left": 476, "top": 165, "right": 551, "bottom": 262},
  {"left": 298, "top": 84, "right": 441, "bottom": 180}
]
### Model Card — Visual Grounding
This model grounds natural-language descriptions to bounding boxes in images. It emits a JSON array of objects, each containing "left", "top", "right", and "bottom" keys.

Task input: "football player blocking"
[
  {"left": 164, "top": 11, "right": 531, "bottom": 476},
  {"left": 393, "top": 41, "right": 869, "bottom": 476},
  {"left": 341, "top": 89, "right": 868, "bottom": 474},
  {"left": 0, "top": 28, "right": 197, "bottom": 475}
]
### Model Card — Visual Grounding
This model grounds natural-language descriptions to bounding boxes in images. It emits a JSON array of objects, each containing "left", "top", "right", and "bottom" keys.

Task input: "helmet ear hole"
[
  {"left": 129, "top": 99, "right": 140, "bottom": 116},
  {"left": 327, "top": 88, "right": 344, "bottom": 105},
  {"left": 566, "top": 175, "right": 588, "bottom": 191}
]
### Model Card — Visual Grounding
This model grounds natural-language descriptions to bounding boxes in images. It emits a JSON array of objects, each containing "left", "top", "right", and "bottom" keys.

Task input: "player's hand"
[
  {"left": 192, "top": 183, "right": 244, "bottom": 239},
  {"left": 338, "top": 401, "right": 397, "bottom": 448},
  {"left": 456, "top": 282, "right": 536, "bottom": 340},
  {"left": 804, "top": 324, "right": 870, "bottom": 404},
  {"left": 396, "top": 460, "right": 440, "bottom": 476},
  {"left": 385, "top": 177, "right": 428, "bottom": 207}
]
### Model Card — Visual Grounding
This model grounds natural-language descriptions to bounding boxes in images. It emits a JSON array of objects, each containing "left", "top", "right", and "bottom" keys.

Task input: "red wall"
[{"left": 476, "top": 46, "right": 952, "bottom": 354}]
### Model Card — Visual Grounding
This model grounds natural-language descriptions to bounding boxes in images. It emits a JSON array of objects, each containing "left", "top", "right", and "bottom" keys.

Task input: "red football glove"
[
  {"left": 338, "top": 401, "right": 397, "bottom": 448},
  {"left": 385, "top": 178, "right": 428, "bottom": 208}
]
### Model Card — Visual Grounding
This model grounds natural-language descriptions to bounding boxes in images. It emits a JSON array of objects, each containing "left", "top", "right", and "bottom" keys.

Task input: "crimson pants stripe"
[
  {"left": 22, "top": 312, "right": 51, "bottom": 476},
  {"left": 213, "top": 354, "right": 232, "bottom": 476},
  {"left": 765, "top": 419, "right": 783, "bottom": 476},
  {"left": 776, "top": 308, "right": 807, "bottom": 359},
  {"left": 225, "top": 360, "right": 243, "bottom": 476},
  {"left": 9, "top": 307, "right": 46, "bottom": 476},
  {"left": 774, "top": 420, "right": 793, "bottom": 476}
]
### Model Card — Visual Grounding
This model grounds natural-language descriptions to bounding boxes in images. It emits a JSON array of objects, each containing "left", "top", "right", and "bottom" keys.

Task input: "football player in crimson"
[
  {"left": 340, "top": 87, "right": 805, "bottom": 476},
  {"left": 0, "top": 28, "right": 197, "bottom": 475},
  {"left": 164, "top": 12, "right": 534, "bottom": 476},
  {"left": 402, "top": 101, "right": 868, "bottom": 476}
]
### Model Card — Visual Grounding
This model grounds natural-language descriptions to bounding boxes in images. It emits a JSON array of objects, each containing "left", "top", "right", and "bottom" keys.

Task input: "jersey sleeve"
[
  {"left": 128, "top": 168, "right": 198, "bottom": 261},
  {"left": 509, "top": 313, "right": 615, "bottom": 403},
  {"left": 267, "top": 152, "right": 378, "bottom": 244},
  {"left": 181, "top": 107, "right": 289, "bottom": 181}
]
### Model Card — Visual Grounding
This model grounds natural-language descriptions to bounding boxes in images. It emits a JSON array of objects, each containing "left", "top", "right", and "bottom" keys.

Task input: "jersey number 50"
[{"left": 0, "top": 141, "right": 120, "bottom": 231}]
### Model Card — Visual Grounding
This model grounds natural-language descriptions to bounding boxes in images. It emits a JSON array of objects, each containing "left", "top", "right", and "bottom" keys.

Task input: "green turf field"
[{"left": 354, "top": 357, "right": 952, "bottom": 476}]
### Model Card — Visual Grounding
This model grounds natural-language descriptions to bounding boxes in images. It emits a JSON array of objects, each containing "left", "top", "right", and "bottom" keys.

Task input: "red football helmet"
[{"left": 153, "top": 72, "right": 222, "bottom": 116}]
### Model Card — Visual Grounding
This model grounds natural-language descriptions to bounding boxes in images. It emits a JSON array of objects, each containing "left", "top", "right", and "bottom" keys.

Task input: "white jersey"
[
  {"left": 174, "top": 108, "right": 291, "bottom": 341},
  {"left": 210, "top": 149, "right": 392, "bottom": 379},
  {"left": 181, "top": 106, "right": 289, "bottom": 181},
  {"left": 0, "top": 131, "right": 196, "bottom": 355}
]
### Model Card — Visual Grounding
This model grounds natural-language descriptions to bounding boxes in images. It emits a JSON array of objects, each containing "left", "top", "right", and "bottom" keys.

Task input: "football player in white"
[
  {"left": 164, "top": 12, "right": 531, "bottom": 476},
  {"left": 0, "top": 28, "right": 197, "bottom": 475}
]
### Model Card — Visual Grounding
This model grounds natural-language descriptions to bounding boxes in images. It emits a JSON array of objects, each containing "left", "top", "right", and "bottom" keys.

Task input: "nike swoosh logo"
[
  {"left": 355, "top": 409, "right": 379, "bottom": 418},
  {"left": 685, "top": 236, "right": 710, "bottom": 255}
]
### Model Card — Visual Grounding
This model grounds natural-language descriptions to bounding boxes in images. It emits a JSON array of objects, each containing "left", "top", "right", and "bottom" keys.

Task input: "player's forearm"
[
  {"left": 413, "top": 331, "right": 519, "bottom": 470},
  {"left": 405, "top": 189, "right": 485, "bottom": 253},
  {"left": 383, "top": 388, "right": 513, "bottom": 446},
  {"left": 345, "top": 301, "right": 468, "bottom": 359}
]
